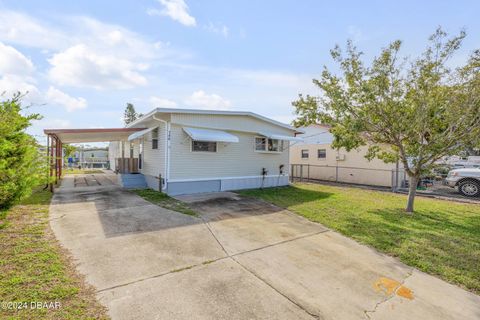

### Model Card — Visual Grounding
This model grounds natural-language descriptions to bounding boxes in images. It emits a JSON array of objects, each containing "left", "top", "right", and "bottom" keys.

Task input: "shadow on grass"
[{"left": 239, "top": 185, "right": 334, "bottom": 207}]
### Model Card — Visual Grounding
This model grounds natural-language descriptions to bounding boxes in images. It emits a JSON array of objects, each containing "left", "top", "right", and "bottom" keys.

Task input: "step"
[{"left": 118, "top": 173, "right": 148, "bottom": 189}]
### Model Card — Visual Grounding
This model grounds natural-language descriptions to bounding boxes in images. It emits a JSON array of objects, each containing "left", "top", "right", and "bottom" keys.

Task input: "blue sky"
[{"left": 0, "top": 0, "right": 479, "bottom": 145}]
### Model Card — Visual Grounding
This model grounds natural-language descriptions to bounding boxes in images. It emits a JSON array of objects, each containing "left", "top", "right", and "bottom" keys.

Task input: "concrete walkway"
[{"left": 50, "top": 182, "right": 480, "bottom": 320}]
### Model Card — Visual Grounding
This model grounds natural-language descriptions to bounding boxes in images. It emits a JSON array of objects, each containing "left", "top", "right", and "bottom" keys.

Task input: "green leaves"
[
  {"left": 0, "top": 93, "right": 43, "bottom": 210},
  {"left": 123, "top": 102, "right": 139, "bottom": 126},
  {"left": 292, "top": 28, "right": 480, "bottom": 211}
]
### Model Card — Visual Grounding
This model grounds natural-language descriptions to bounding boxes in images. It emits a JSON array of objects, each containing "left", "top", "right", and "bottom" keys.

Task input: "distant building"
[
  {"left": 291, "top": 124, "right": 401, "bottom": 187},
  {"left": 72, "top": 147, "right": 109, "bottom": 168}
]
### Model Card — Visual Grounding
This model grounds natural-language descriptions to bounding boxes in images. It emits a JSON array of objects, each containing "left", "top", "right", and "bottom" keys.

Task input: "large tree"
[
  {"left": 292, "top": 29, "right": 480, "bottom": 213},
  {"left": 0, "top": 93, "right": 44, "bottom": 209},
  {"left": 123, "top": 103, "right": 142, "bottom": 126}
]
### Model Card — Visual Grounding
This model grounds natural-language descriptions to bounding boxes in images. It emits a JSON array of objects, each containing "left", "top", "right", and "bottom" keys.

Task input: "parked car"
[{"left": 446, "top": 168, "right": 480, "bottom": 197}]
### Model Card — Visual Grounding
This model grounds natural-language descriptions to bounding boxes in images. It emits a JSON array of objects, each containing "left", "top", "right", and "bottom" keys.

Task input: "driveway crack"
[
  {"left": 231, "top": 255, "right": 322, "bottom": 319},
  {"left": 199, "top": 216, "right": 230, "bottom": 256},
  {"left": 364, "top": 269, "right": 414, "bottom": 319}
]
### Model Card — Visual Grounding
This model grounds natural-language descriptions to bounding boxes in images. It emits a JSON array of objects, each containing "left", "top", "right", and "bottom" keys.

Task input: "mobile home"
[{"left": 109, "top": 108, "right": 302, "bottom": 195}]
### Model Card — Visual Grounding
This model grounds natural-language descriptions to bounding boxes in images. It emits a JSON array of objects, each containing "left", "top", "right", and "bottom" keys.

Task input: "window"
[
  {"left": 192, "top": 141, "right": 217, "bottom": 152},
  {"left": 255, "top": 137, "right": 282, "bottom": 152},
  {"left": 255, "top": 137, "right": 266, "bottom": 151},
  {"left": 301, "top": 149, "right": 309, "bottom": 159},
  {"left": 152, "top": 128, "right": 158, "bottom": 150},
  {"left": 317, "top": 149, "right": 326, "bottom": 159}
]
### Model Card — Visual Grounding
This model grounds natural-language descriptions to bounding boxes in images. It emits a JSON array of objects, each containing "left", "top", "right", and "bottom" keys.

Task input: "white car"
[{"left": 446, "top": 168, "right": 480, "bottom": 197}]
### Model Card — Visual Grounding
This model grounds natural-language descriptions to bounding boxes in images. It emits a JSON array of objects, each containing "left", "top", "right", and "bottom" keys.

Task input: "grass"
[
  {"left": 132, "top": 188, "right": 198, "bottom": 216},
  {"left": 0, "top": 189, "right": 108, "bottom": 319},
  {"left": 64, "top": 169, "right": 105, "bottom": 175},
  {"left": 239, "top": 182, "right": 480, "bottom": 294}
]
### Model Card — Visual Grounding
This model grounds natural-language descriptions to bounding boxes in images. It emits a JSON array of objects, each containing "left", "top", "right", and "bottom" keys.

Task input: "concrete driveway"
[{"left": 50, "top": 177, "right": 480, "bottom": 320}]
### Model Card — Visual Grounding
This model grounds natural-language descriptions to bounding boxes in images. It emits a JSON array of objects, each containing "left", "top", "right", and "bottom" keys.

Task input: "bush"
[{"left": 0, "top": 94, "right": 45, "bottom": 210}]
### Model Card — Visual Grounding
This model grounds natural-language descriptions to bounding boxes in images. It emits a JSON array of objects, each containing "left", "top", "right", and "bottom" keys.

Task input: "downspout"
[{"left": 153, "top": 115, "right": 170, "bottom": 191}]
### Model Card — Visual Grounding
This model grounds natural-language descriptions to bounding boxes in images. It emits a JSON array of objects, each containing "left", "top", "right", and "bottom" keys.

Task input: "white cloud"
[
  {"left": 0, "top": 11, "right": 177, "bottom": 90},
  {"left": 48, "top": 44, "right": 148, "bottom": 90},
  {"left": 149, "top": 96, "right": 177, "bottom": 108},
  {"left": 0, "top": 75, "right": 40, "bottom": 102},
  {"left": 185, "top": 90, "right": 231, "bottom": 110},
  {"left": 204, "top": 22, "right": 229, "bottom": 37},
  {"left": 0, "top": 42, "right": 35, "bottom": 76},
  {"left": 149, "top": 0, "right": 196, "bottom": 27},
  {"left": 38, "top": 118, "right": 72, "bottom": 129},
  {"left": 46, "top": 86, "right": 87, "bottom": 112},
  {"left": 0, "top": 10, "right": 67, "bottom": 50},
  {"left": 0, "top": 11, "right": 162, "bottom": 58},
  {"left": 76, "top": 17, "right": 161, "bottom": 60},
  {"left": 0, "top": 42, "right": 39, "bottom": 102}
]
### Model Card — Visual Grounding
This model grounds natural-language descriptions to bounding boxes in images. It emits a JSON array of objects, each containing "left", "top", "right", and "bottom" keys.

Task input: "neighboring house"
[
  {"left": 109, "top": 108, "right": 302, "bottom": 195},
  {"left": 291, "top": 124, "right": 400, "bottom": 187},
  {"left": 72, "top": 147, "right": 109, "bottom": 168}
]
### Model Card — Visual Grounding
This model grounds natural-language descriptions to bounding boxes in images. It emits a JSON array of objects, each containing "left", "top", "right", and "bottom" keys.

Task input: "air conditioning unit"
[{"left": 336, "top": 154, "right": 346, "bottom": 161}]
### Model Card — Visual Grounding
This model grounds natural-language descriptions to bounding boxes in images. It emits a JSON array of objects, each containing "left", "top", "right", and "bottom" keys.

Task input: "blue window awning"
[{"left": 183, "top": 127, "right": 239, "bottom": 143}]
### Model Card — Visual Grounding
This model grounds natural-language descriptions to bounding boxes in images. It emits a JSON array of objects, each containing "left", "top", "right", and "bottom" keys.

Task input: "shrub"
[{"left": 0, "top": 93, "right": 44, "bottom": 210}]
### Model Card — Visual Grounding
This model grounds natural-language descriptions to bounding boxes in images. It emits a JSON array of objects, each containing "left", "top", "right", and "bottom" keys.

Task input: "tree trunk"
[{"left": 406, "top": 175, "right": 419, "bottom": 213}]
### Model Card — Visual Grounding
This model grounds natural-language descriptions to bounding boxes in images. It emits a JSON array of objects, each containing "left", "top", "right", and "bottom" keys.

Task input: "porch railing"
[{"left": 116, "top": 158, "right": 139, "bottom": 174}]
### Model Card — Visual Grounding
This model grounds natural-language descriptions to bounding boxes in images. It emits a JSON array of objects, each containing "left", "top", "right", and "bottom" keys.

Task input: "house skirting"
[
  {"left": 161, "top": 175, "right": 289, "bottom": 196},
  {"left": 144, "top": 174, "right": 162, "bottom": 191}
]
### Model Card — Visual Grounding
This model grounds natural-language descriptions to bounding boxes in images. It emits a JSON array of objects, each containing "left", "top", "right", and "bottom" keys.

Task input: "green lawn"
[
  {"left": 132, "top": 188, "right": 198, "bottom": 216},
  {"left": 0, "top": 190, "right": 108, "bottom": 319},
  {"left": 239, "top": 183, "right": 480, "bottom": 294}
]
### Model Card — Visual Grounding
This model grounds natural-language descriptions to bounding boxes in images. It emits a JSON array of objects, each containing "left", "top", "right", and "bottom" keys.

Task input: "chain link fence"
[
  {"left": 290, "top": 164, "right": 406, "bottom": 191},
  {"left": 290, "top": 164, "right": 478, "bottom": 202}
]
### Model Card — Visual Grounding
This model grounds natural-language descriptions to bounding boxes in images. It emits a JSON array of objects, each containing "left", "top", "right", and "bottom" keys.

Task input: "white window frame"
[
  {"left": 191, "top": 140, "right": 217, "bottom": 153},
  {"left": 254, "top": 136, "right": 283, "bottom": 153}
]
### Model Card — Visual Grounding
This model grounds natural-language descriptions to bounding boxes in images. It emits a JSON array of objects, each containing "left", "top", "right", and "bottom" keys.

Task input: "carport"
[{"left": 44, "top": 128, "right": 145, "bottom": 191}]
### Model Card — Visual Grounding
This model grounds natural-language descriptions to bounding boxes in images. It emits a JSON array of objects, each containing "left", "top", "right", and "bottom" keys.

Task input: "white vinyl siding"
[
  {"left": 141, "top": 122, "right": 166, "bottom": 178},
  {"left": 169, "top": 124, "right": 290, "bottom": 180}
]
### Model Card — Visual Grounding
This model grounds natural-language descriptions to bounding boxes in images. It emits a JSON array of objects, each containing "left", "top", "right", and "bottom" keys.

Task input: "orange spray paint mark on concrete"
[
  {"left": 373, "top": 277, "right": 400, "bottom": 295},
  {"left": 373, "top": 277, "right": 414, "bottom": 300},
  {"left": 396, "top": 285, "right": 414, "bottom": 300}
]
